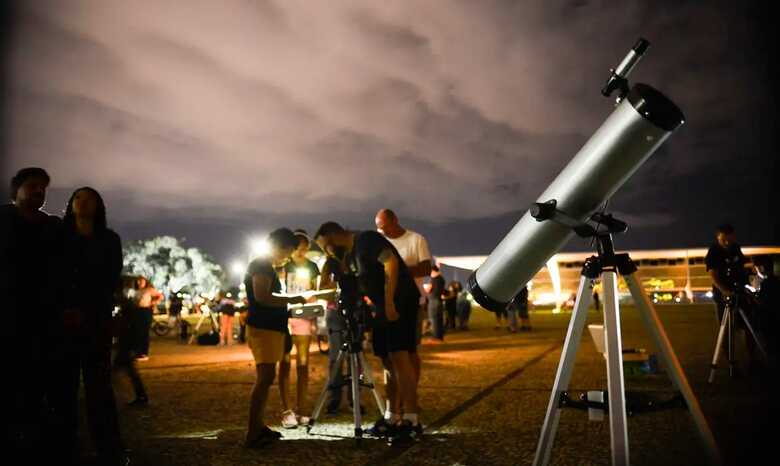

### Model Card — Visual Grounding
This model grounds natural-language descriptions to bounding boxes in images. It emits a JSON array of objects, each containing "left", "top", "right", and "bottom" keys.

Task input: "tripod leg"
[
  {"left": 188, "top": 314, "right": 207, "bottom": 345},
  {"left": 601, "top": 271, "right": 629, "bottom": 466},
  {"left": 727, "top": 305, "right": 734, "bottom": 377},
  {"left": 533, "top": 276, "right": 593, "bottom": 466},
  {"left": 358, "top": 352, "right": 385, "bottom": 416},
  {"left": 708, "top": 307, "right": 729, "bottom": 384},
  {"left": 736, "top": 307, "right": 769, "bottom": 360},
  {"left": 350, "top": 353, "right": 363, "bottom": 439},
  {"left": 309, "top": 349, "right": 348, "bottom": 429},
  {"left": 625, "top": 274, "right": 722, "bottom": 466}
]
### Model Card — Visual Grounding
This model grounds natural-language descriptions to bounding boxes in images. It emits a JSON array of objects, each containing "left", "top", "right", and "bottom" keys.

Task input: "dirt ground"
[{"left": 93, "top": 304, "right": 773, "bottom": 465}]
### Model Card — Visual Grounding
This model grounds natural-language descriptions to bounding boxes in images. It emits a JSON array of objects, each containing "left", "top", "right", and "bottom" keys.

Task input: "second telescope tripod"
[
  {"left": 708, "top": 291, "right": 767, "bottom": 382},
  {"left": 530, "top": 203, "right": 721, "bottom": 466}
]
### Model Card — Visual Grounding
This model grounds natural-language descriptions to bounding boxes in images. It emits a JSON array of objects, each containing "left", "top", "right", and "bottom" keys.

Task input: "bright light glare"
[
  {"left": 249, "top": 237, "right": 271, "bottom": 258},
  {"left": 705, "top": 291, "right": 714, "bottom": 298},
  {"left": 295, "top": 267, "right": 311, "bottom": 280},
  {"left": 231, "top": 260, "right": 245, "bottom": 276}
]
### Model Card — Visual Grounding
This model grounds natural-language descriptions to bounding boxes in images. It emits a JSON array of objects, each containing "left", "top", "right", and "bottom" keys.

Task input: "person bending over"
[{"left": 315, "top": 222, "right": 422, "bottom": 444}]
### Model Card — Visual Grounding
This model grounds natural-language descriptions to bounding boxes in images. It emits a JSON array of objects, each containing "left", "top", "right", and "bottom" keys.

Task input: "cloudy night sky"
[{"left": 2, "top": 0, "right": 778, "bottom": 267}]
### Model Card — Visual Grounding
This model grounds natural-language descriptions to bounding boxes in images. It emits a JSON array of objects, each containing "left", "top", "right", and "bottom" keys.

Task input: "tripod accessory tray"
[{"left": 288, "top": 303, "right": 325, "bottom": 320}]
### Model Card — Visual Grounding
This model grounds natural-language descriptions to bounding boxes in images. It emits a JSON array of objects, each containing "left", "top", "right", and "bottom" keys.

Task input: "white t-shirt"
[{"left": 385, "top": 229, "right": 432, "bottom": 304}]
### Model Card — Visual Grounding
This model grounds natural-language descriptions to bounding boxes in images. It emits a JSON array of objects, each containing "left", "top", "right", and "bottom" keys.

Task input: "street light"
[
  {"left": 230, "top": 260, "right": 245, "bottom": 277},
  {"left": 249, "top": 237, "right": 270, "bottom": 259}
]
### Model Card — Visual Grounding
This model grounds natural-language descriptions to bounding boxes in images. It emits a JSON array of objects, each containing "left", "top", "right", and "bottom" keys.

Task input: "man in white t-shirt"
[{"left": 375, "top": 209, "right": 432, "bottom": 392}]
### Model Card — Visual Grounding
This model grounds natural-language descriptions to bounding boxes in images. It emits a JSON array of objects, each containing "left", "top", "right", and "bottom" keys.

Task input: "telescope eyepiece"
[
  {"left": 602, "top": 37, "right": 650, "bottom": 100},
  {"left": 632, "top": 38, "right": 650, "bottom": 56}
]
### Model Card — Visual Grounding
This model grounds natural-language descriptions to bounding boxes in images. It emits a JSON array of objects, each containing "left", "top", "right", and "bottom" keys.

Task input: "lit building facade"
[{"left": 438, "top": 246, "right": 780, "bottom": 307}]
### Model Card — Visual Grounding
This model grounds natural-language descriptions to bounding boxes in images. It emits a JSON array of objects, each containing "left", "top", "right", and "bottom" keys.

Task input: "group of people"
[
  {"left": 8, "top": 163, "right": 772, "bottom": 463},
  {"left": 1, "top": 167, "right": 130, "bottom": 465},
  {"left": 423, "top": 266, "right": 471, "bottom": 340},
  {"left": 243, "top": 210, "right": 437, "bottom": 447}
]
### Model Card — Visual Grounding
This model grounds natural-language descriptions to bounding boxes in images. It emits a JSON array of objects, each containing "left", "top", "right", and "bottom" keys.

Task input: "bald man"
[{"left": 375, "top": 209, "right": 431, "bottom": 394}]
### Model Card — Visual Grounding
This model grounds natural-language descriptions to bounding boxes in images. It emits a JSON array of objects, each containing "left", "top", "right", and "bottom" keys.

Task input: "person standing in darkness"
[
  {"left": 0, "top": 168, "right": 61, "bottom": 460},
  {"left": 427, "top": 266, "right": 446, "bottom": 341},
  {"left": 56, "top": 187, "right": 127, "bottom": 465},
  {"left": 705, "top": 223, "right": 758, "bottom": 371}
]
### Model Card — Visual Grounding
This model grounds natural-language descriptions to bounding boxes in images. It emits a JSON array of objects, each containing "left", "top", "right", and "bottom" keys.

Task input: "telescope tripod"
[
  {"left": 533, "top": 233, "right": 721, "bottom": 466},
  {"left": 307, "top": 324, "right": 384, "bottom": 444},
  {"left": 187, "top": 308, "right": 220, "bottom": 344},
  {"left": 708, "top": 292, "right": 767, "bottom": 383}
]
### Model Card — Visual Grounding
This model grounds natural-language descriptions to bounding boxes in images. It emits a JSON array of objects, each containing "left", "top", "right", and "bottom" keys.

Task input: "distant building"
[{"left": 437, "top": 246, "right": 780, "bottom": 308}]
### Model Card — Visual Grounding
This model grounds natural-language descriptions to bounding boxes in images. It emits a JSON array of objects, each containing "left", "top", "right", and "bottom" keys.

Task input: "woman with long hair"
[{"left": 56, "top": 187, "right": 126, "bottom": 464}]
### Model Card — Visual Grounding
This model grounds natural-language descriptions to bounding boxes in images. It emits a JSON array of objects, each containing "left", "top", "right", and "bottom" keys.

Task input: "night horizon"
[
  {"left": 2, "top": 3, "right": 779, "bottom": 465},
  {"left": 3, "top": 0, "right": 779, "bottom": 268}
]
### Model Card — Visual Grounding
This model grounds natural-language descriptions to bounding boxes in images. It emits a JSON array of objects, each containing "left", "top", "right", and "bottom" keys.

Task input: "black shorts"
[
  {"left": 372, "top": 306, "right": 417, "bottom": 358},
  {"left": 283, "top": 329, "right": 293, "bottom": 354}
]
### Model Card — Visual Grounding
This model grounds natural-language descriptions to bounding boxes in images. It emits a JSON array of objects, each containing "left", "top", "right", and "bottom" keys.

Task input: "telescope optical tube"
[{"left": 468, "top": 83, "right": 684, "bottom": 311}]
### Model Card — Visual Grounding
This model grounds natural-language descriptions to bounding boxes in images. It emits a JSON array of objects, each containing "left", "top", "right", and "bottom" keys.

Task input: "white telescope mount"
[{"left": 529, "top": 201, "right": 722, "bottom": 466}]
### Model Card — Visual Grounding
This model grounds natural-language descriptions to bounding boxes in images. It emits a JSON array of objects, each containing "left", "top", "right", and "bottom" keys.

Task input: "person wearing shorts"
[
  {"left": 278, "top": 230, "right": 320, "bottom": 428},
  {"left": 315, "top": 222, "right": 422, "bottom": 445},
  {"left": 243, "top": 228, "right": 306, "bottom": 448},
  {"left": 375, "top": 209, "right": 432, "bottom": 384}
]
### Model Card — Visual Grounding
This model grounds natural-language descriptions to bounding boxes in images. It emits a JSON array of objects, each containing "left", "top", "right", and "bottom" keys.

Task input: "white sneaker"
[{"left": 281, "top": 410, "right": 298, "bottom": 429}]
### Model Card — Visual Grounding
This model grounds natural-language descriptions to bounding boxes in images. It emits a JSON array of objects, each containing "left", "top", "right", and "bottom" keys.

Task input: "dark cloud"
[{"left": 3, "top": 0, "right": 778, "bottom": 265}]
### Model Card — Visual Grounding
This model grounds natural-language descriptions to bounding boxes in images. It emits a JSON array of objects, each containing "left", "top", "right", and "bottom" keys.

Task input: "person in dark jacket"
[
  {"left": 54, "top": 187, "right": 127, "bottom": 465},
  {"left": 0, "top": 168, "right": 62, "bottom": 459},
  {"left": 442, "top": 281, "right": 458, "bottom": 331}
]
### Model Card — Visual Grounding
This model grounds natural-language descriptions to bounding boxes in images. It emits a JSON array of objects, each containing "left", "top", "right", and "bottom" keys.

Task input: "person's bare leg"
[
  {"left": 226, "top": 316, "right": 233, "bottom": 345},
  {"left": 278, "top": 358, "right": 291, "bottom": 412},
  {"left": 296, "top": 364, "right": 308, "bottom": 414},
  {"left": 389, "top": 351, "right": 418, "bottom": 416},
  {"left": 295, "top": 335, "right": 311, "bottom": 414},
  {"left": 412, "top": 306, "right": 423, "bottom": 385},
  {"left": 411, "top": 351, "right": 421, "bottom": 386},
  {"left": 247, "top": 363, "right": 275, "bottom": 443},
  {"left": 382, "top": 357, "right": 400, "bottom": 418}
]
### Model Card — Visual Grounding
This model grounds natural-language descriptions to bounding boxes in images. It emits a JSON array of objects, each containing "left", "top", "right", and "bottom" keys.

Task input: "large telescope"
[{"left": 467, "top": 39, "right": 685, "bottom": 310}]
